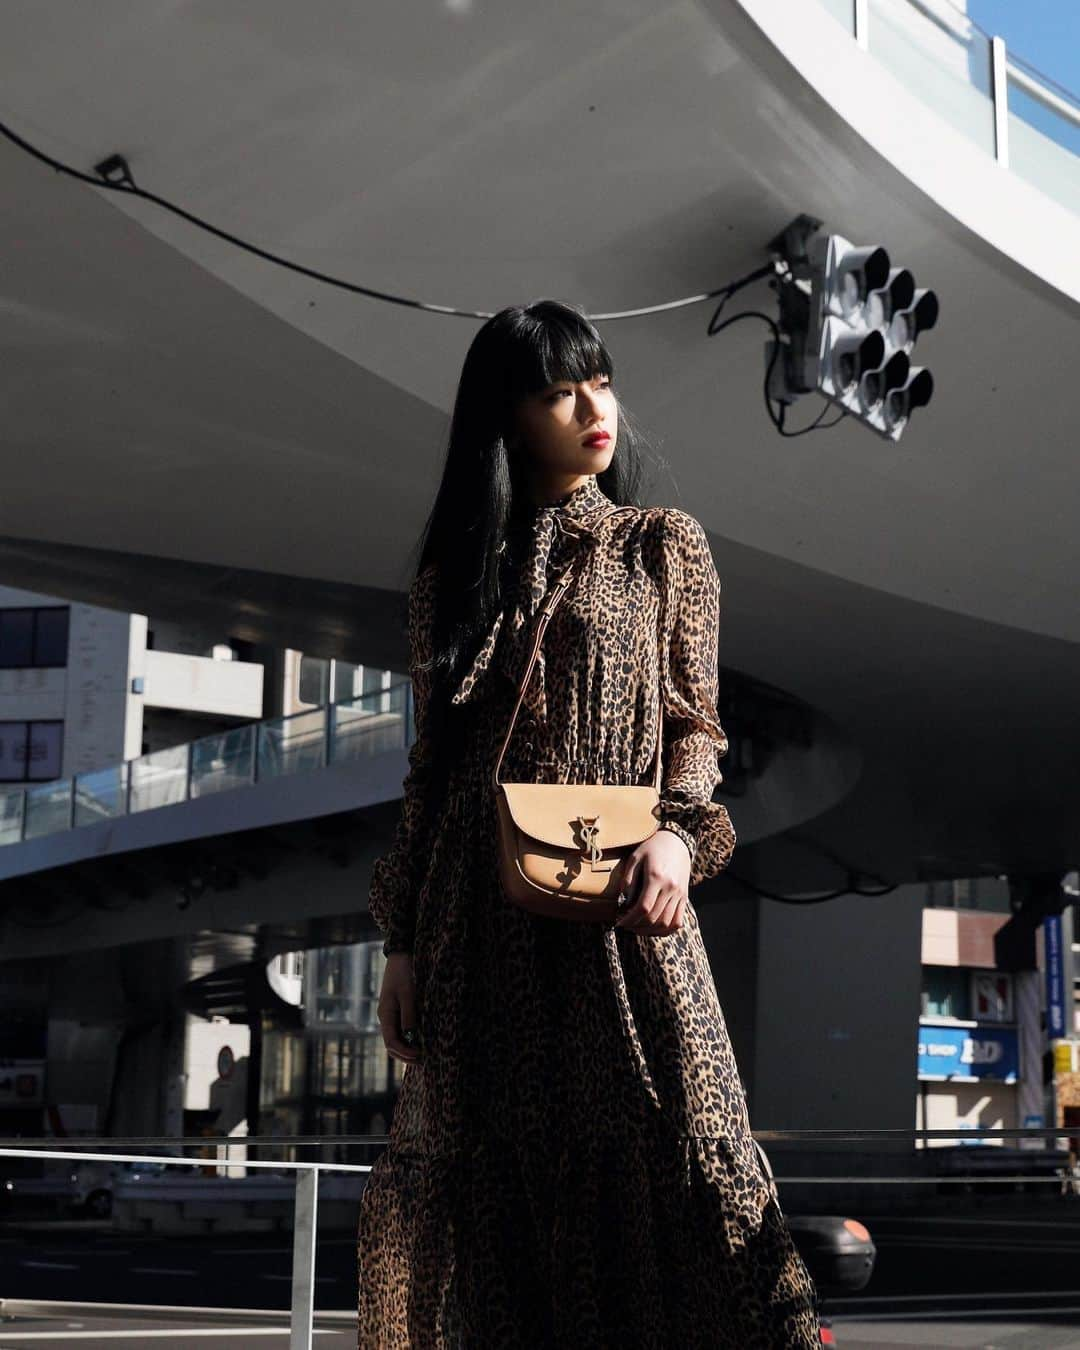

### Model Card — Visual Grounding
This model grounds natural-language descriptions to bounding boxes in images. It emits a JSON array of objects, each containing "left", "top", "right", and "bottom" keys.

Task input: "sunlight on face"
[{"left": 510, "top": 373, "right": 618, "bottom": 478}]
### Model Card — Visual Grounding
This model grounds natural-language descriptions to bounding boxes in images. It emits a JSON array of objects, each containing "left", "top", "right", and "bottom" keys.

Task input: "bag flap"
[{"left": 500, "top": 782, "right": 660, "bottom": 851}]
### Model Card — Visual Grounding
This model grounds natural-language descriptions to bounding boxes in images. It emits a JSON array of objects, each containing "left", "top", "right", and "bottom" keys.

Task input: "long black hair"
[{"left": 400, "top": 298, "right": 652, "bottom": 804}]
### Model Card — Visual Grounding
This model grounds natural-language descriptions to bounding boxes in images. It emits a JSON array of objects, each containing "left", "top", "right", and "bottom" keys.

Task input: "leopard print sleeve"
[
  {"left": 368, "top": 561, "right": 438, "bottom": 957},
  {"left": 655, "top": 508, "right": 737, "bottom": 887}
]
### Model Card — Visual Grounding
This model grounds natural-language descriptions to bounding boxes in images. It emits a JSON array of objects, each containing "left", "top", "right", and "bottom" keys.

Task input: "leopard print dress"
[{"left": 356, "top": 473, "right": 822, "bottom": 1348}]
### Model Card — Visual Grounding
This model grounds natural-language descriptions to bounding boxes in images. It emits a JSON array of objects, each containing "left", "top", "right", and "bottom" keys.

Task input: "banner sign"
[
  {"left": 917, "top": 1023, "right": 1018, "bottom": 1082},
  {"left": 1044, "top": 914, "right": 1066, "bottom": 1040}
]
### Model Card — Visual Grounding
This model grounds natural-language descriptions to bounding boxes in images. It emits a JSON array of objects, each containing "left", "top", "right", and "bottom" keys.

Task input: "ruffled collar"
[
  {"left": 536, "top": 472, "right": 611, "bottom": 521},
  {"left": 449, "top": 474, "right": 617, "bottom": 716}
]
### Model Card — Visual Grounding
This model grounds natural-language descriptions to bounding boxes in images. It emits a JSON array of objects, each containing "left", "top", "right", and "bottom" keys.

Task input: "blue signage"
[
  {"left": 917, "top": 1024, "right": 1018, "bottom": 1083},
  {"left": 1045, "top": 914, "right": 1066, "bottom": 1040}
]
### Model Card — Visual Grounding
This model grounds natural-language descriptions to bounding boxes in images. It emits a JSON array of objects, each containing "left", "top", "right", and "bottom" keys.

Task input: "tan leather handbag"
[{"left": 493, "top": 507, "right": 664, "bottom": 923}]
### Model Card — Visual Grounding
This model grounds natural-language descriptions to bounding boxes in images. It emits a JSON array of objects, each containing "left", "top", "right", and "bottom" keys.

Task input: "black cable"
[
  {"left": 0, "top": 116, "right": 775, "bottom": 324},
  {"left": 707, "top": 307, "right": 853, "bottom": 434},
  {"left": 779, "top": 401, "right": 849, "bottom": 437},
  {"left": 706, "top": 307, "right": 849, "bottom": 438},
  {"left": 725, "top": 872, "right": 898, "bottom": 905},
  {"left": 0, "top": 120, "right": 852, "bottom": 439},
  {"left": 2, "top": 113, "right": 845, "bottom": 441},
  {"left": 722, "top": 827, "right": 898, "bottom": 905}
]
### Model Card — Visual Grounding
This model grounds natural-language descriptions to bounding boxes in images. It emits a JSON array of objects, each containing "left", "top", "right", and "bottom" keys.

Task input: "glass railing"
[
  {"left": 23, "top": 778, "right": 75, "bottom": 840},
  {"left": 811, "top": 0, "right": 1080, "bottom": 214},
  {"left": 867, "top": 0, "right": 995, "bottom": 153},
  {"left": 73, "top": 763, "right": 128, "bottom": 827},
  {"left": 1006, "top": 51, "right": 1080, "bottom": 214},
  {"left": 0, "top": 680, "right": 414, "bottom": 851},
  {"left": 816, "top": 0, "right": 854, "bottom": 31}
]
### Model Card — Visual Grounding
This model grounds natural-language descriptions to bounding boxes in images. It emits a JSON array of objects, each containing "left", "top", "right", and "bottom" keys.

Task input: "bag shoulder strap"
[{"left": 492, "top": 506, "right": 663, "bottom": 792}]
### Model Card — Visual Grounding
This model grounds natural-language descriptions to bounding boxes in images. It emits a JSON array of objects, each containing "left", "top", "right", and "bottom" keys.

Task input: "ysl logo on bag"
[{"left": 577, "top": 816, "right": 602, "bottom": 865}]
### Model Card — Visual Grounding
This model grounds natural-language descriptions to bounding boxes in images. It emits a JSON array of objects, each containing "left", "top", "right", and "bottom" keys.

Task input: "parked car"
[{"left": 3, "top": 1151, "right": 199, "bottom": 1219}]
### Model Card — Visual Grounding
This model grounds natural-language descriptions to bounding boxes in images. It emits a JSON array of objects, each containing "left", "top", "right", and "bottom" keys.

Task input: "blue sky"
[
  {"left": 968, "top": 0, "right": 1080, "bottom": 153},
  {"left": 968, "top": 0, "right": 1080, "bottom": 95}
]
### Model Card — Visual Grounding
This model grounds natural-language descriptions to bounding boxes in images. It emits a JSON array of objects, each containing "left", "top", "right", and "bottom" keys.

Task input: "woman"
[{"left": 356, "top": 299, "right": 822, "bottom": 1347}]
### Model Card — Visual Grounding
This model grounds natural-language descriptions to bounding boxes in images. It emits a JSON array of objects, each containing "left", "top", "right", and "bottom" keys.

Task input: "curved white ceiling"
[
  {"left": 0, "top": 0, "right": 1069, "bottom": 637},
  {"left": 0, "top": 0, "right": 1075, "bottom": 644},
  {"left": 0, "top": 1, "right": 1077, "bottom": 883}
]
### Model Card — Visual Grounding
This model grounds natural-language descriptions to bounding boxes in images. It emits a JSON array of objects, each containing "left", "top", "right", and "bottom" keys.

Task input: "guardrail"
[
  {"left": 874, "top": 0, "right": 1080, "bottom": 129},
  {"left": 0, "top": 1139, "right": 372, "bottom": 1350},
  {"left": 1, "top": 1126, "right": 1077, "bottom": 1346},
  {"left": 819, "top": 0, "right": 1080, "bottom": 212},
  {"left": 0, "top": 679, "right": 414, "bottom": 849}
]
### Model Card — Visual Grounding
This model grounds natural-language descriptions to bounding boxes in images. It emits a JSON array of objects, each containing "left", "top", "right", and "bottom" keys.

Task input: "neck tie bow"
[{"left": 449, "top": 478, "right": 613, "bottom": 721}]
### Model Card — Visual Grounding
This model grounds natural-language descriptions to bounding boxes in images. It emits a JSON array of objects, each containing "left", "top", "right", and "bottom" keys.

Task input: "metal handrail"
[
  {"left": 0, "top": 1125, "right": 1071, "bottom": 1145},
  {"left": 900, "top": 0, "right": 1080, "bottom": 126},
  {"left": 840, "top": 0, "right": 1080, "bottom": 173},
  {"left": 2, "top": 1130, "right": 1075, "bottom": 1344},
  {"left": 1007, "top": 60, "right": 1080, "bottom": 130},
  {"left": 0, "top": 1143, "right": 366, "bottom": 1350}
]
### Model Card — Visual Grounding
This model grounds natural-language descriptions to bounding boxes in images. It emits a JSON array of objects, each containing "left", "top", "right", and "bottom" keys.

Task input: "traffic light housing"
[{"left": 767, "top": 215, "right": 939, "bottom": 442}]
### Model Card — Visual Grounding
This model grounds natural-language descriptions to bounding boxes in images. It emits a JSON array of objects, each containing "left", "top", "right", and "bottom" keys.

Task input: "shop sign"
[
  {"left": 917, "top": 1023, "right": 1018, "bottom": 1082},
  {"left": 1045, "top": 915, "right": 1066, "bottom": 1040}
]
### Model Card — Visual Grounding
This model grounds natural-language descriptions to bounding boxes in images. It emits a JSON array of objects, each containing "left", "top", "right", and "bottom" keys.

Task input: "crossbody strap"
[{"left": 491, "top": 506, "right": 664, "bottom": 792}]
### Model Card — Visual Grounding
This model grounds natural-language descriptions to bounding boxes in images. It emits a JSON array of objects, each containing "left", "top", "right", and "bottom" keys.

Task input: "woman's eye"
[{"left": 547, "top": 380, "right": 611, "bottom": 401}]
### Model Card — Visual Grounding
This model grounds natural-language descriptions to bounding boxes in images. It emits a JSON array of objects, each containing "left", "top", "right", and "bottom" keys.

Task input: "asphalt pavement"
[{"left": 2, "top": 1200, "right": 1080, "bottom": 1347}]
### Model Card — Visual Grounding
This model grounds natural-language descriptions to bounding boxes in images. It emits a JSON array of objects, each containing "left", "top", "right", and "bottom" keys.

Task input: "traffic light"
[{"left": 767, "top": 215, "right": 939, "bottom": 442}]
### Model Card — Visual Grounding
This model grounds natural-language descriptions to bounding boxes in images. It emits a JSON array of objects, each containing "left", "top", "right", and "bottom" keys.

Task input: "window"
[
  {"left": 0, "top": 721, "right": 64, "bottom": 782},
  {"left": 0, "top": 612, "right": 33, "bottom": 666},
  {"left": 926, "top": 876, "right": 1012, "bottom": 913},
  {"left": 0, "top": 608, "right": 69, "bottom": 669},
  {"left": 920, "top": 967, "right": 971, "bottom": 1020},
  {"left": 332, "top": 661, "right": 360, "bottom": 703},
  {"left": 33, "top": 609, "right": 70, "bottom": 667},
  {"left": 299, "top": 656, "right": 396, "bottom": 710},
  {"left": 298, "top": 655, "right": 329, "bottom": 707}
]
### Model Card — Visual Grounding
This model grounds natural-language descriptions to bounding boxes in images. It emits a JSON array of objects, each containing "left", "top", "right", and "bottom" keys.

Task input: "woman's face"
[{"left": 509, "top": 371, "right": 618, "bottom": 481}]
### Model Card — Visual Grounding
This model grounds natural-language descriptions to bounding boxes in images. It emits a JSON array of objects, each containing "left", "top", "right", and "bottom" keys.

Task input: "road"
[
  {"left": 2, "top": 1203, "right": 1080, "bottom": 1346},
  {"left": 0, "top": 1223, "right": 356, "bottom": 1311}
]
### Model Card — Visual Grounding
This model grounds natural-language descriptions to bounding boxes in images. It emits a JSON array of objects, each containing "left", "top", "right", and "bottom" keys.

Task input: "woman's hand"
[
  {"left": 613, "top": 828, "right": 691, "bottom": 936},
  {"left": 378, "top": 952, "right": 422, "bottom": 1064}
]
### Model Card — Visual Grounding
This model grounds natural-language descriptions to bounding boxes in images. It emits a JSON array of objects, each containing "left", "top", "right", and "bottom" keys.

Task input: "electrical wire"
[
  {"left": 728, "top": 874, "right": 898, "bottom": 904},
  {"left": 2, "top": 116, "right": 852, "bottom": 434},
  {"left": 707, "top": 307, "right": 849, "bottom": 438},
  {"left": 0, "top": 116, "right": 854, "bottom": 446},
  {"left": 718, "top": 816, "right": 898, "bottom": 905},
  {"left": 0, "top": 116, "right": 775, "bottom": 324}
]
